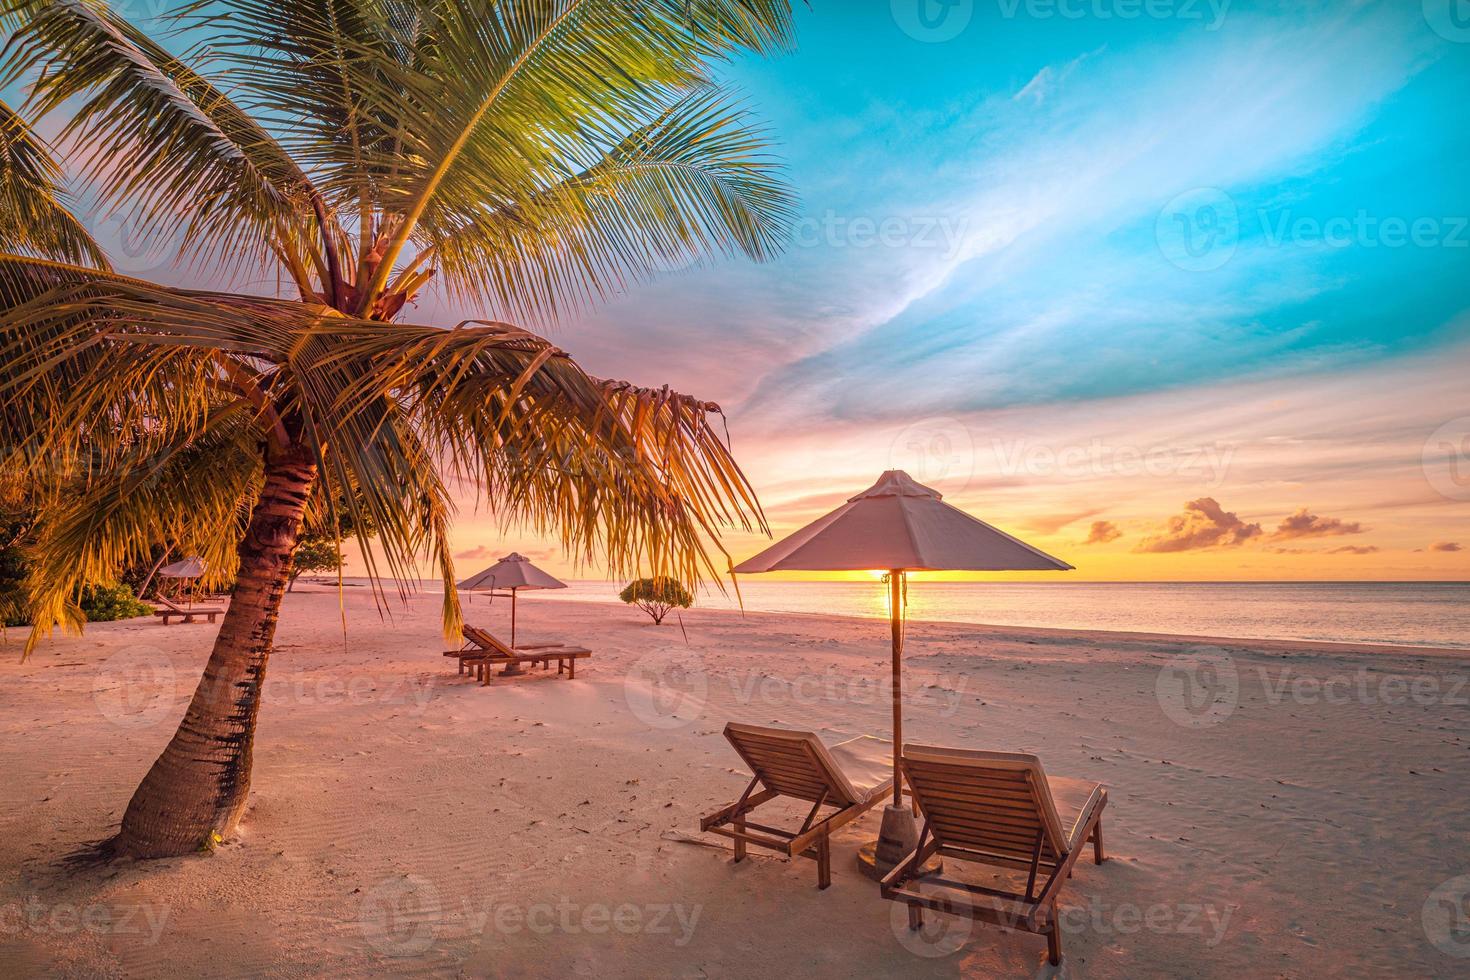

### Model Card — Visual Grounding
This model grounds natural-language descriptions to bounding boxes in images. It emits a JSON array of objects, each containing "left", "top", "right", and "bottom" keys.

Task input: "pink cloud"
[
  {"left": 1272, "top": 508, "right": 1366, "bottom": 540},
  {"left": 1084, "top": 520, "right": 1122, "bottom": 545},
  {"left": 1136, "top": 498, "right": 1262, "bottom": 553}
]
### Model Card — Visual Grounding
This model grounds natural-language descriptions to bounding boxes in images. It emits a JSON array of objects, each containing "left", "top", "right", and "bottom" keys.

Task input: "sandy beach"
[{"left": 2, "top": 589, "right": 1468, "bottom": 978}]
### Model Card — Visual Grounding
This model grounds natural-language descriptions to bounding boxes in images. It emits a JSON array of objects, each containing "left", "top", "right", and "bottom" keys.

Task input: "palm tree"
[{"left": 0, "top": 0, "right": 794, "bottom": 859}]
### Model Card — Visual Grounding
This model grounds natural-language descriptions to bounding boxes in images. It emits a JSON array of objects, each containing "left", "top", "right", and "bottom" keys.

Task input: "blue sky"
[{"left": 510, "top": 0, "right": 1470, "bottom": 578}]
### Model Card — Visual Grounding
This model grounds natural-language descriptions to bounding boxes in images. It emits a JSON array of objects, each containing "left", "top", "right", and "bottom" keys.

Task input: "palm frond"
[
  {"left": 1, "top": 0, "right": 328, "bottom": 278},
  {"left": 0, "top": 254, "right": 764, "bottom": 641},
  {"left": 430, "top": 89, "right": 795, "bottom": 320},
  {"left": 0, "top": 98, "right": 109, "bottom": 268}
]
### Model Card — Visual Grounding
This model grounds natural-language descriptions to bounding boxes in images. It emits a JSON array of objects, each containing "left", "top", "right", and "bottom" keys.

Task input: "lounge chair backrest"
[
  {"left": 157, "top": 595, "right": 185, "bottom": 613},
  {"left": 462, "top": 625, "right": 514, "bottom": 657},
  {"left": 902, "top": 745, "right": 1069, "bottom": 864},
  {"left": 724, "top": 723, "right": 863, "bottom": 808}
]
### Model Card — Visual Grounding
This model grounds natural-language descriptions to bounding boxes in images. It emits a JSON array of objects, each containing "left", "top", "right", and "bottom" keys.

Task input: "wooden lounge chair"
[
  {"left": 446, "top": 625, "right": 591, "bottom": 683},
  {"left": 153, "top": 595, "right": 225, "bottom": 625},
  {"left": 699, "top": 722, "right": 894, "bottom": 890},
  {"left": 881, "top": 745, "right": 1108, "bottom": 965}
]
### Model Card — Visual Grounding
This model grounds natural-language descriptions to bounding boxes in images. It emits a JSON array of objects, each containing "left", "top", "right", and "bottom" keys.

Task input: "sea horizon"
[{"left": 323, "top": 577, "right": 1470, "bottom": 651}]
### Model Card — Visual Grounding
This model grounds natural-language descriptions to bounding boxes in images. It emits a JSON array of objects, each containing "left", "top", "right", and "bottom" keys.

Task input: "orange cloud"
[
  {"left": 1136, "top": 498, "right": 1262, "bottom": 553},
  {"left": 1329, "top": 545, "right": 1380, "bottom": 555},
  {"left": 1430, "top": 541, "right": 1462, "bottom": 552},
  {"left": 1084, "top": 520, "right": 1122, "bottom": 545},
  {"left": 1272, "top": 508, "right": 1366, "bottom": 540}
]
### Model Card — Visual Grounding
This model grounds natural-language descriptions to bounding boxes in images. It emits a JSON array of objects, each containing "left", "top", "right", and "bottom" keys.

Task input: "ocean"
[{"left": 522, "top": 580, "right": 1470, "bottom": 650}]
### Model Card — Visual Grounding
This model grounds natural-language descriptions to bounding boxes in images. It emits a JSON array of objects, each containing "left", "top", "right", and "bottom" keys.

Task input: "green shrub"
[
  {"left": 618, "top": 577, "right": 693, "bottom": 625},
  {"left": 78, "top": 583, "right": 154, "bottom": 622}
]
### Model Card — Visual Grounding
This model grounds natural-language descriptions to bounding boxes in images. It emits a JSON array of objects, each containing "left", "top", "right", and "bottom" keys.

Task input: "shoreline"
[{"left": 531, "top": 594, "right": 1470, "bottom": 662}]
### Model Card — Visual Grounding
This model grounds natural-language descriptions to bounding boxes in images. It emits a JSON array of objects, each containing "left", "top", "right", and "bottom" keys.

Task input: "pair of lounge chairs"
[
  {"left": 700, "top": 723, "right": 1107, "bottom": 965},
  {"left": 153, "top": 594, "right": 225, "bottom": 625},
  {"left": 445, "top": 625, "right": 591, "bottom": 684}
]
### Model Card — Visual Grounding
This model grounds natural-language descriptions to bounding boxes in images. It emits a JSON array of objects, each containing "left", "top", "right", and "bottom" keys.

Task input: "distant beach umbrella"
[
  {"left": 158, "top": 556, "right": 207, "bottom": 580},
  {"left": 733, "top": 470, "right": 1072, "bottom": 878},
  {"left": 456, "top": 553, "right": 566, "bottom": 647}
]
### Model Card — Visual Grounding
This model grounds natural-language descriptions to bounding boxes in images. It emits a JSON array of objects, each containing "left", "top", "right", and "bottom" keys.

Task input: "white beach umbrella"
[
  {"left": 456, "top": 553, "right": 566, "bottom": 646},
  {"left": 733, "top": 470, "right": 1073, "bottom": 876},
  {"left": 158, "top": 556, "right": 207, "bottom": 580}
]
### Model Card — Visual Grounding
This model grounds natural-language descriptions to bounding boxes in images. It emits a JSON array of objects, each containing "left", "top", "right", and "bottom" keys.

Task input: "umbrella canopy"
[
  {"left": 158, "top": 556, "right": 207, "bottom": 579},
  {"left": 456, "top": 553, "right": 566, "bottom": 648},
  {"left": 732, "top": 470, "right": 1072, "bottom": 878},
  {"left": 733, "top": 470, "right": 1073, "bottom": 574},
  {"left": 456, "top": 553, "right": 567, "bottom": 593}
]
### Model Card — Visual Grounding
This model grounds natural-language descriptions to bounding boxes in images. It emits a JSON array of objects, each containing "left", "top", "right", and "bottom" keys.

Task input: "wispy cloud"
[{"left": 1271, "top": 508, "right": 1367, "bottom": 540}]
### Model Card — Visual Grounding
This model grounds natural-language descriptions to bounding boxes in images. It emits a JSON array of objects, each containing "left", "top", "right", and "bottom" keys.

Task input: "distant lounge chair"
[
  {"left": 154, "top": 595, "right": 225, "bottom": 625},
  {"left": 699, "top": 722, "right": 894, "bottom": 890},
  {"left": 881, "top": 745, "right": 1108, "bottom": 965},
  {"left": 446, "top": 625, "right": 590, "bottom": 683}
]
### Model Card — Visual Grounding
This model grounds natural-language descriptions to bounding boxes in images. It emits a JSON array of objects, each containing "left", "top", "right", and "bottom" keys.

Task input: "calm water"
[{"left": 528, "top": 580, "right": 1470, "bottom": 650}]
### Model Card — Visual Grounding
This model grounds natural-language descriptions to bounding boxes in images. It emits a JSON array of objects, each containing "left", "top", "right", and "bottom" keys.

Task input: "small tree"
[
  {"left": 78, "top": 583, "right": 154, "bottom": 622},
  {"left": 619, "top": 578, "right": 693, "bottom": 625},
  {"left": 286, "top": 537, "right": 345, "bottom": 591}
]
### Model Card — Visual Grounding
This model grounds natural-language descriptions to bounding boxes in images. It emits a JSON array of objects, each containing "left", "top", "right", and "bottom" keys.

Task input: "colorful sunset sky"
[
  {"left": 436, "top": 2, "right": 1468, "bottom": 582},
  {"left": 27, "top": 1, "right": 1469, "bottom": 582}
]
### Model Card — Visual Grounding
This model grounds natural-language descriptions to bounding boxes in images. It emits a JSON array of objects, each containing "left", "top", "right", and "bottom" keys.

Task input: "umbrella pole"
[
  {"left": 510, "top": 589, "right": 517, "bottom": 648},
  {"left": 889, "top": 569, "right": 903, "bottom": 807}
]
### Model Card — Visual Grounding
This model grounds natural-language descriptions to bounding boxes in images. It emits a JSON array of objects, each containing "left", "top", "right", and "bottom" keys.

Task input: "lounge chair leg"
[
  {"left": 1092, "top": 817, "right": 1106, "bottom": 864},
  {"left": 908, "top": 905, "right": 923, "bottom": 931},
  {"left": 816, "top": 836, "right": 831, "bottom": 890},
  {"left": 732, "top": 817, "right": 747, "bottom": 863},
  {"left": 1047, "top": 907, "right": 1062, "bottom": 965},
  {"left": 568, "top": 660, "right": 575, "bottom": 680}
]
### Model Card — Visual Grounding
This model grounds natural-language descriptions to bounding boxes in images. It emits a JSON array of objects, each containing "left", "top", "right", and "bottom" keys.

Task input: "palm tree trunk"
[{"left": 112, "top": 448, "right": 316, "bottom": 858}]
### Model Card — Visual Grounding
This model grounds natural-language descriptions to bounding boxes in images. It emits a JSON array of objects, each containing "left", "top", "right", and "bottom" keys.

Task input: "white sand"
[{"left": 2, "top": 590, "right": 1467, "bottom": 977}]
